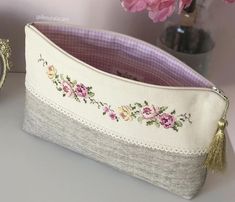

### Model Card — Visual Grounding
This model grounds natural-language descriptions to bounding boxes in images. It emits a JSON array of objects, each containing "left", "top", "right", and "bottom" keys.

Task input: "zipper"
[{"left": 212, "top": 86, "right": 229, "bottom": 120}]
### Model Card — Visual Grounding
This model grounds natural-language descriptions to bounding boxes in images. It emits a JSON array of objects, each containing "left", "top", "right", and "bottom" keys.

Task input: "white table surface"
[{"left": 0, "top": 73, "right": 234, "bottom": 202}]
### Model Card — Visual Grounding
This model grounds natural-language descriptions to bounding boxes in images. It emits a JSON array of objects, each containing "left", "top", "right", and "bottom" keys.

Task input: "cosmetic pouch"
[{"left": 23, "top": 22, "right": 229, "bottom": 199}]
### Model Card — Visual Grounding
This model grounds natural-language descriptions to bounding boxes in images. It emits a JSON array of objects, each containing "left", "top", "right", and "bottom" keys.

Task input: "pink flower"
[
  {"left": 141, "top": 105, "right": 158, "bottom": 119},
  {"left": 159, "top": 113, "right": 176, "bottom": 128},
  {"left": 148, "top": 0, "right": 176, "bottom": 23},
  {"left": 224, "top": 0, "right": 235, "bottom": 3},
  {"left": 121, "top": 0, "right": 148, "bottom": 12},
  {"left": 62, "top": 81, "right": 74, "bottom": 97},
  {"left": 178, "top": 0, "right": 192, "bottom": 13},
  {"left": 121, "top": 0, "right": 234, "bottom": 23},
  {"left": 103, "top": 105, "right": 110, "bottom": 113},
  {"left": 75, "top": 83, "right": 88, "bottom": 98},
  {"left": 109, "top": 110, "right": 117, "bottom": 120}
]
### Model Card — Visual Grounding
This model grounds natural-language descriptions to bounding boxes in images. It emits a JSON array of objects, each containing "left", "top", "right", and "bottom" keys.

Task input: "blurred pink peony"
[
  {"left": 224, "top": 0, "right": 235, "bottom": 3},
  {"left": 148, "top": 0, "right": 176, "bottom": 23},
  {"left": 178, "top": 0, "right": 193, "bottom": 13},
  {"left": 121, "top": 0, "right": 235, "bottom": 23},
  {"left": 121, "top": 0, "right": 148, "bottom": 12}
]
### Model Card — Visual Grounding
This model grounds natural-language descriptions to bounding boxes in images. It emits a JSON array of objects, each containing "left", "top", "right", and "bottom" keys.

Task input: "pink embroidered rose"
[
  {"left": 159, "top": 113, "right": 176, "bottom": 128},
  {"left": 75, "top": 83, "right": 88, "bottom": 98},
  {"left": 62, "top": 81, "right": 74, "bottom": 97},
  {"left": 109, "top": 110, "right": 118, "bottom": 120},
  {"left": 141, "top": 105, "right": 158, "bottom": 119},
  {"left": 103, "top": 105, "right": 110, "bottom": 113},
  {"left": 121, "top": 0, "right": 149, "bottom": 12},
  {"left": 178, "top": 0, "right": 192, "bottom": 13},
  {"left": 148, "top": 0, "right": 176, "bottom": 23},
  {"left": 103, "top": 105, "right": 118, "bottom": 121}
]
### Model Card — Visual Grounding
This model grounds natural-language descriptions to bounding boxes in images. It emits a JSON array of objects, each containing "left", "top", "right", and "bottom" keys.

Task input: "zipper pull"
[{"left": 204, "top": 87, "right": 229, "bottom": 172}]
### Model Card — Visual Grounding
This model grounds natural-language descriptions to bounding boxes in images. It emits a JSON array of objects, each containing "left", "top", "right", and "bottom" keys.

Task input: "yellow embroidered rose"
[
  {"left": 118, "top": 106, "right": 133, "bottom": 121},
  {"left": 47, "top": 65, "right": 57, "bottom": 79}
]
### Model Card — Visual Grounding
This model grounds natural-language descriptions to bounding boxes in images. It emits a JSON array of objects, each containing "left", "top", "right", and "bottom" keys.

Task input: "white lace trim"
[{"left": 25, "top": 81, "right": 208, "bottom": 155}]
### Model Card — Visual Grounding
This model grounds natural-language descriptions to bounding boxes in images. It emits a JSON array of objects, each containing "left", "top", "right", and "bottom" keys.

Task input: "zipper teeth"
[
  {"left": 28, "top": 22, "right": 220, "bottom": 95},
  {"left": 212, "top": 87, "right": 229, "bottom": 119}
]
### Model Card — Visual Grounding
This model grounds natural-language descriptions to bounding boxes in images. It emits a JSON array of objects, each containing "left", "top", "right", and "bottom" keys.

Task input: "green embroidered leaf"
[
  {"left": 57, "top": 87, "right": 62, "bottom": 91},
  {"left": 171, "top": 110, "right": 176, "bottom": 115},
  {"left": 83, "top": 99, "right": 87, "bottom": 103},
  {"left": 72, "top": 80, "right": 77, "bottom": 85},
  {"left": 187, "top": 114, "right": 192, "bottom": 124},
  {"left": 66, "top": 75, "right": 71, "bottom": 81},
  {"left": 172, "top": 126, "right": 179, "bottom": 132},
  {"left": 89, "top": 92, "right": 95, "bottom": 97},
  {"left": 131, "top": 113, "right": 136, "bottom": 118},
  {"left": 63, "top": 94, "right": 66, "bottom": 97},
  {"left": 60, "top": 74, "right": 64, "bottom": 80},
  {"left": 175, "top": 121, "right": 183, "bottom": 127},
  {"left": 55, "top": 74, "right": 59, "bottom": 79},
  {"left": 103, "top": 112, "right": 106, "bottom": 115},
  {"left": 146, "top": 120, "right": 155, "bottom": 126},
  {"left": 154, "top": 120, "right": 160, "bottom": 127},
  {"left": 43, "top": 61, "right": 48, "bottom": 67},
  {"left": 159, "top": 106, "right": 168, "bottom": 113},
  {"left": 144, "top": 100, "right": 148, "bottom": 106},
  {"left": 135, "top": 102, "right": 142, "bottom": 108},
  {"left": 75, "top": 97, "right": 80, "bottom": 102},
  {"left": 180, "top": 118, "right": 185, "bottom": 122},
  {"left": 137, "top": 117, "right": 143, "bottom": 123},
  {"left": 134, "top": 110, "right": 140, "bottom": 115}
]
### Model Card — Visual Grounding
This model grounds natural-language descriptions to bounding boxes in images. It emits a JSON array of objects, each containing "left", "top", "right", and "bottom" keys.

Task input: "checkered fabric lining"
[{"left": 33, "top": 22, "right": 213, "bottom": 88}]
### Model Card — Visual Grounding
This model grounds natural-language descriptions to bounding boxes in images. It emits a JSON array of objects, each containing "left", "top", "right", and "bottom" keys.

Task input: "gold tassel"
[{"left": 204, "top": 118, "right": 227, "bottom": 172}]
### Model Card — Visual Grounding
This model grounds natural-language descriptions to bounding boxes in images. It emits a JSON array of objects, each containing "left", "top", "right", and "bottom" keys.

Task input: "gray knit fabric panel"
[{"left": 23, "top": 90, "right": 207, "bottom": 199}]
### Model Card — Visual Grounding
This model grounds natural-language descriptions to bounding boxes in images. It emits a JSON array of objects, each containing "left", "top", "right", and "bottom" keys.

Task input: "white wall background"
[{"left": 0, "top": 0, "right": 234, "bottom": 77}]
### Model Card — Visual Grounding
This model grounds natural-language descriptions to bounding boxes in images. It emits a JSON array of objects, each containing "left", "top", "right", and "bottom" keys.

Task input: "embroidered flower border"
[{"left": 38, "top": 55, "right": 192, "bottom": 132}]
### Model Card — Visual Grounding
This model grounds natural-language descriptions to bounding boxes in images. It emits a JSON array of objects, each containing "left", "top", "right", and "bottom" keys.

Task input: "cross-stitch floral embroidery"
[
  {"left": 38, "top": 55, "right": 192, "bottom": 131},
  {"left": 118, "top": 102, "right": 192, "bottom": 131}
]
